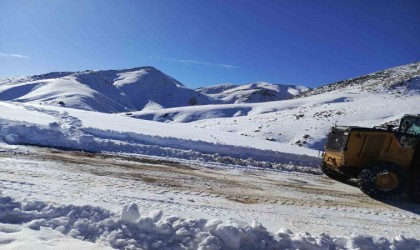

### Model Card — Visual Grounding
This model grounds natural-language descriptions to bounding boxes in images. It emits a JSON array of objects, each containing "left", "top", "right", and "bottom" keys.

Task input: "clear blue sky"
[{"left": 1, "top": 0, "right": 419, "bottom": 88}]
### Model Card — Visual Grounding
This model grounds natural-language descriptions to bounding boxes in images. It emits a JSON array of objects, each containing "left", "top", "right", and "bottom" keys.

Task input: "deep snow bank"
[
  {"left": 0, "top": 118, "right": 319, "bottom": 167},
  {"left": 1, "top": 196, "right": 418, "bottom": 250},
  {"left": 0, "top": 102, "right": 320, "bottom": 167}
]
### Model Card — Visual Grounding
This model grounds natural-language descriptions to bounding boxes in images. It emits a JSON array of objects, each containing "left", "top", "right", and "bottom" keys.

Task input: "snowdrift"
[{"left": 1, "top": 196, "right": 418, "bottom": 250}]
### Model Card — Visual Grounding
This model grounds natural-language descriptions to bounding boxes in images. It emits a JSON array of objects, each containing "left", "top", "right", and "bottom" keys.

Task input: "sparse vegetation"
[
  {"left": 188, "top": 97, "right": 198, "bottom": 106},
  {"left": 295, "top": 62, "right": 420, "bottom": 98}
]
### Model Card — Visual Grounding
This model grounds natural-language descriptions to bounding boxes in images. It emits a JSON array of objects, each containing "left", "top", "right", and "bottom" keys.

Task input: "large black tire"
[
  {"left": 406, "top": 170, "right": 420, "bottom": 204},
  {"left": 320, "top": 162, "right": 351, "bottom": 182},
  {"left": 358, "top": 162, "right": 408, "bottom": 199}
]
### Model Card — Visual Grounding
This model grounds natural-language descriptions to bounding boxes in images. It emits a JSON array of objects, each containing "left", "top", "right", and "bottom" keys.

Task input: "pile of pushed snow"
[
  {"left": 197, "top": 82, "right": 309, "bottom": 104},
  {"left": 0, "top": 102, "right": 320, "bottom": 167},
  {"left": 1, "top": 196, "right": 418, "bottom": 250}
]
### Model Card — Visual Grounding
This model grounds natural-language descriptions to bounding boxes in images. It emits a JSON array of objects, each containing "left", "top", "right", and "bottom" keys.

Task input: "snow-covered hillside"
[
  {"left": 296, "top": 61, "right": 420, "bottom": 98},
  {"left": 131, "top": 62, "right": 420, "bottom": 150},
  {"left": 0, "top": 67, "right": 217, "bottom": 112},
  {"left": 197, "top": 82, "right": 309, "bottom": 104}
]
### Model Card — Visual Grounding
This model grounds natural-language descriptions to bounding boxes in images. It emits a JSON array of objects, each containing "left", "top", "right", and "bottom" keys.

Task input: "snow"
[
  {"left": 0, "top": 101, "right": 320, "bottom": 167},
  {"left": 0, "top": 101, "right": 56, "bottom": 125},
  {"left": 0, "top": 67, "right": 312, "bottom": 114},
  {"left": 1, "top": 144, "right": 419, "bottom": 240},
  {"left": 0, "top": 225, "right": 113, "bottom": 250},
  {"left": 120, "top": 203, "right": 141, "bottom": 223},
  {"left": 1, "top": 195, "right": 418, "bottom": 250},
  {"left": 0, "top": 62, "right": 419, "bottom": 249},
  {"left": 0, "top": 67, "right": 217, "bottom": 112},
  {"left": 298, "top": 62, "right": 420, "bottom": 98},
  {"left": 196, "top": 83, "right": 238, "bottom": 94},
  {"left": 130, "top": 88, "right": 420, "bottom": 150},
  {"left": 197, "top": 81, "right": 309, "bottom": 104},
  {"left": 113, "top": 69, "right": 152, "bottom": 88}
]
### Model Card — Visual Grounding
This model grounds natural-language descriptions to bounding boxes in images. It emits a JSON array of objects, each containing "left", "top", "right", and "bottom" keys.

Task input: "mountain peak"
[
  {"left": 112, "top": 66, "right": 184, "bottom": 88},
  {"left": 126, "top": 66, "right": 160, "bottom": 71}
]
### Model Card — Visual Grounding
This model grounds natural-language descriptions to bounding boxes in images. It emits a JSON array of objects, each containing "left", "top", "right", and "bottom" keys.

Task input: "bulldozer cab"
[
  {"left": 402, "top": 115, "right": 420, "bottom": 170},
  {"left": 399, "top": 115, "right": 420, "bottom": 136}
]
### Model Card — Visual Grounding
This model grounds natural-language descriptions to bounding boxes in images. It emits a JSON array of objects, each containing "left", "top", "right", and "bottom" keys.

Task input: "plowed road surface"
[{"left": 1, "top": 146, "right": 419, "bottom": 238}]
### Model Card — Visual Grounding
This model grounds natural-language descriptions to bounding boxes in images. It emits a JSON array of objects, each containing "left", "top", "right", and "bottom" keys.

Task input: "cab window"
[{"left": 400, "top": 117, "right": 420, "bottom": 136}]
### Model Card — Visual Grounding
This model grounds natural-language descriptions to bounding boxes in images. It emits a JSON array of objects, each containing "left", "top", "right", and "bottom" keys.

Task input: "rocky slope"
[{"left": 296, "top": 62, "right": 420, "bottom": 98}]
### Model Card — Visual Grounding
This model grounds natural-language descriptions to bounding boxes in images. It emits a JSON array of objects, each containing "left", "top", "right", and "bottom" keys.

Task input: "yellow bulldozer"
[{"left": 321, "top": 114, "right": 420, "bottom": 202}]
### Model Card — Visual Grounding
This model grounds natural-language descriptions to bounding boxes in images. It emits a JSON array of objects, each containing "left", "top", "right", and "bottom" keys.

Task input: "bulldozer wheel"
[
  {"left": 406, "top": 170, "right": 420, "bottom": 204},
  {"left": 358, "top": 162, "right": 408, "bottom": 199},
  {"left": 320, "top": 162, "right": 350, "bottom": 182}
]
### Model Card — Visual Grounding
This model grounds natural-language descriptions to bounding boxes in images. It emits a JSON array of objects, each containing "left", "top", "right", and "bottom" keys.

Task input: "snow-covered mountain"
[
  {"left": 196, "top": 82, "right": 309, "bottom": 103},
  {"left": 0, "top": 67, "right": 310, "bottom": 113},
  {"left": 0, "top": 67, "right": 217, "bottom": 112}
]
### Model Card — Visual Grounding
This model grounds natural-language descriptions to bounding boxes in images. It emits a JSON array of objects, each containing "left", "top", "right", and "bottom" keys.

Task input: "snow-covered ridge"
[
  {"left": 197, "top": 82, "right": 309, "bottom": 104},
  {"left": 196, "top": 83, "right": 238, "bottom": 94},
  {"left": 296, "top": 61, "right": 420, "bottom": 98},
  {"left": 0, "top": 67, "right": 216, "bottom": 113},
  {"left": 0, "top": 67, "right": 309, "bottom": 114},
  {"left": 1, "top": 195, "right": 418, "bottom": 250}
]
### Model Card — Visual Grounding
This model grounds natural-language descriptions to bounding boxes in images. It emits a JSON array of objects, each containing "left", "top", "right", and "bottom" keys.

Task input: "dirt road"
[{"left": 1, "top": 146, "right": 419, "bottom": 237}]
